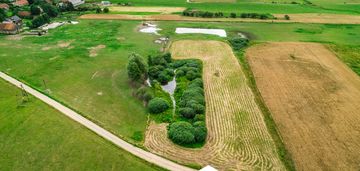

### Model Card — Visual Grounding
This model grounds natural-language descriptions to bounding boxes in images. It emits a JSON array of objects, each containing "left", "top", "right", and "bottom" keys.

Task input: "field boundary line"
[{"left": 0, "top": 71, "right": 195, "bottom": 171}]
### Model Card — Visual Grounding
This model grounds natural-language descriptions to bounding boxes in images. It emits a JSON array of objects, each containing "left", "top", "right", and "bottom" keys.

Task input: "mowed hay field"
[
  {"left": 188, "top": 0, "right": 236, "bottom": 3},
  {"left": 145, "top": 40, "right": 285, "bottom": 170},
  {"left": 109, "top": 6, "right": 186, "bottom": 14},
  {"left": 246, "top": 42, "right": 360, "bottom": 170}
]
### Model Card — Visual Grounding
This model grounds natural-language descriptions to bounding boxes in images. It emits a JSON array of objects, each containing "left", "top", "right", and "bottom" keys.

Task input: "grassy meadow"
[
  {"left": 96, "top": 0, "right": 360, "bottom": 15},
  {"left": 0, "top": 20, "right": 161, "bottom": 144},
  {"left": 0, "top": 79, "right": 163, "bottom": 171}
]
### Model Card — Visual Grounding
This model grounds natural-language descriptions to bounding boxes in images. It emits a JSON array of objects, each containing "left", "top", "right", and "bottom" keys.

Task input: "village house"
[
  {"left": 0, "top": 3, "right": 10, "bottom": 11},
  {"left": 0, "top": 22, "right": 20, "bottom": 34},
  {"left": 13, "top": 0, "right": 29, "bottom": 6},
  {"left": 9, "top": 15, "right": 23, "bottom": 26}
]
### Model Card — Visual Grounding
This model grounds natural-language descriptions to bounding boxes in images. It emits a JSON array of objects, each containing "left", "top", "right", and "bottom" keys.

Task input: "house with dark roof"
[
  {"left": 0, "top": 22, "right": 20, "bottom": 34},
  {"left": 9, "top": 15, "right": 23, "bottom": 26}
]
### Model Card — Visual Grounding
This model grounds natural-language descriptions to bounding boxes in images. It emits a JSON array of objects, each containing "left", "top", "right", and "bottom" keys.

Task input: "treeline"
[{"left": 183, "top": 8, "right": 275, "bottom": 19}]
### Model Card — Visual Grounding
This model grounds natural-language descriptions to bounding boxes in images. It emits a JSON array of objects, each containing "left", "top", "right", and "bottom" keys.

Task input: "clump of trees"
[
  {"left": 27, "top": 0, "right": 60, "bottom": 28},
  {"left": 0, "top": 9, "right": 5, "bottom": 22},
  {"left": 168, "top": 121, "right": 207, "bottom": 145},
  {"left": 148, "top": 53, "right": 174, "bottom": 85},
  {"left": 228, "top": 37, "right": 249, "bottom": 51},
  {"left": 182, "top": 8, "right": 274, "bottom": 20}
]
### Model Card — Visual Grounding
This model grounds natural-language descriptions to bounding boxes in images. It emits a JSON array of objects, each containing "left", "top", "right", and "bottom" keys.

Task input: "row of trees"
[{"left": 183, "top": 8, "right": 274, "bottom": 20}]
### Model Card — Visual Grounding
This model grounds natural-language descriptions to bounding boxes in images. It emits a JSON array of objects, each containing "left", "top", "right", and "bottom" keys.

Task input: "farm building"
[
  {"left": 0, "top": 3, "right": 9, "bottom": 11},
  {"left": 13, "top": 0, "right": 29, "bottom": 6},
  {"left": 0, "top": 22, "right": 20, "bottom": 34},
  {"left": 67, "top": 0, "right": 85, "bottom": 6},
  {"left": 9, "top": 15, "right": 23, "bottom": 26}
]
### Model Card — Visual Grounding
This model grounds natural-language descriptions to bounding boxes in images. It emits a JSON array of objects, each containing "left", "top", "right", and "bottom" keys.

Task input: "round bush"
[
  {"left": 148, "top": 98, "right": 169, "bottom": 114},
  {"left": 193, "top": 121, "right": 207, "bottom": 143},
  {"left": 190, "top": 103, "right": 205, "bottom": 114},
  {"left": 186, "top": 70, "right": 199, "bottom": 80},
  {"left": 157, "top": 72, "right": 171, "bottom": 84},
  {"left": 179, "top": 107, "right": 196, "bottom": 119},
  {"left": 168, "top": 121, "right": 195, "bottom": 145},
  {"left": 194, "top": 114, "right": 205, "bottom": 121}
]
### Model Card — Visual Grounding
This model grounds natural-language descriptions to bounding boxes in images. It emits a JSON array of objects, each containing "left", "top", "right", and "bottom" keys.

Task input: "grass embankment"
[
  {"left": 0, "top": 79, "right": 163, "bottom": 171},
  {"left": 0, "top": 20, "right": 161, "bottom": 144},
  {"left": 328, "top": 44, "right": 360, "bottom": 76}
]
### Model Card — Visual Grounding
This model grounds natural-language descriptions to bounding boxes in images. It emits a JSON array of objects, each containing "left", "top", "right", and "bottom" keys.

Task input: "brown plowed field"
[
  {"left": 145, "top": 40, "right": 285, "bottom": 170},
  {"left": 79, "top": 14, "right": 360, "bottom": 24},
  {"left": 246, "top": 42, "right": 360, "bottom": 171}
]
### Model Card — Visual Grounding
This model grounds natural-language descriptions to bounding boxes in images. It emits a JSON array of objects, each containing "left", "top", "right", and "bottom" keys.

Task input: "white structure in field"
[
  {"left": 175, "top": 27, "right": 227, "bottom": 37},
  {"left": 68, "top": 0, "right": 84, "bottom": 6},
  {"left": 200, "top": 165, "right": 218, "bottom": 171}
]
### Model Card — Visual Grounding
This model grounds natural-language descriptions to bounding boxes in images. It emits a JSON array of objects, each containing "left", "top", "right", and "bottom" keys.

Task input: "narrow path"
[{"left": 0, "top": 71, "right": 194, "bottom": 171}]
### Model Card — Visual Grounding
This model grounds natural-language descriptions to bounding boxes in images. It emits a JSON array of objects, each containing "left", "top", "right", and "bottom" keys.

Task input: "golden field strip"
[
  {"left": 145, "top": 40, "right": 285, "bottom": 170},
  {"left": 109, "top": 6, "right": 186, "bottom": 14},
  {"left": 246, "top": 42, "right": 360, "bottom": 170},
  {"left": 79, "top": 14, "right": 360, "bottom": 24}
]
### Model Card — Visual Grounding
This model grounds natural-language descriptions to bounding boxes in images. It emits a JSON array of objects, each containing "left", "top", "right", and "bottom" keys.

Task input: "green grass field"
[
  {"left": 0, "top": 79, "right": 162, "bottom": 171},
  {"left": 101, "top": 0, "right": 360, "bottom": 15},
  {"left": 0, "top": 20, "right": 161, "bottom": 144}
]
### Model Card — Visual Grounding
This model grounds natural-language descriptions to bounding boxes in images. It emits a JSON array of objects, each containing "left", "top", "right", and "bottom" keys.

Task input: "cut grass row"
[{"left": 0, "top": 79, "right": 163, "bottom": 171}]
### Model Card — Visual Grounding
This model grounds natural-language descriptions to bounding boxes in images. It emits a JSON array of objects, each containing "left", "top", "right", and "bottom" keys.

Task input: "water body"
[
  {"left": 161, "top": 76, "right": 177, "bottom": 115},
  {"left": 175, "top": 27, "right": 227, "bottom": 37}
]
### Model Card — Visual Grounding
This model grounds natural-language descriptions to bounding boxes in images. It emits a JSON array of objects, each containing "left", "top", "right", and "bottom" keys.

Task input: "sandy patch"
[
  {"left": 89, "top": 45, "right": 106, "bottom": 57},
  {"left": 57, "top": 41, "right": 72, "bottom": 48},
  {"left": 246, "top": 42, "right": 360, "bottom": 170},
  {"left": 42, "top": 47, "right": 51, "bottom": 51}
]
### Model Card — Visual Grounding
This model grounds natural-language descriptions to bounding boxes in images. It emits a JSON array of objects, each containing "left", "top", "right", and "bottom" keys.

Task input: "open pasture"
[
  {"left": 109, "top": 6, "right": 186, "bottom": 14},
  {"left": 0, "top": 79, "right": 162, "bottom": 171},
  {"left": 246, "top": 42, "right": 360, "bottom": 170},
  {"left": 145, "top": 40, "right": 285, "bottom": 170}
]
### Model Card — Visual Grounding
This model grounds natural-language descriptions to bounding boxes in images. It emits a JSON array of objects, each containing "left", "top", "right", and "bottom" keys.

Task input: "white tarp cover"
[
  {"left": 175, "top": 27, "right": 227, "bottom": 37},
  {"left": 199, "top": 165, "right": 218, "bottom": 171}
]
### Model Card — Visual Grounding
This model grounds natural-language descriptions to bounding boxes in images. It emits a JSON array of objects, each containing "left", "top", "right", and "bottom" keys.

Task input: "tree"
[
  {"left": 284, "top": 14, "right": 290, "bottom": 20},
  {"left": 127, "top": 53, "right": 147, "bottom": 82},
  {"left": 179, "top": 107, "right": 196, "bottom": 119},
  {"left": 96, "top": 7, "right": 102, "bottom": 13},
  {"left": 193, "top": 121, "right": 207, "bottom": 143},
  {"left": 148, "top": 98, "right": 169, "bottom": 114},
  {"left": 41, "top": 4, "right": 59, "bottom": 17},
  {"left": 230, "top": 13, "right": 236, "bottom": 18},
  {"left": 103, "top": 7, "right": 109, "bottom": 13},
  {"left": 168, "top": 121, "right": 195, "bottom": 145},
  {"left": 0, "top": 9, "right": 5, "bottom": 22},
  {"left": 31, "top": 14, "right": 50, "bottom": 28},
  {"left": 30, "top": 5, "right": 41, "bottom": 15}
]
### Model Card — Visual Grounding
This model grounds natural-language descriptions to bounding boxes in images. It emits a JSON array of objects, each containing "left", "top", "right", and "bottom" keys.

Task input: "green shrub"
[
  {"left": 285, "top": 14, "right": 290, "bottom": 20},
  {"left": 230, "top": 13, "right": 237, "bottom": 18},
  {"left": 30, "top": 5, "right": 41, "bottom": 15},
  {"left": 168, "top": 121, "right": 195, "bottom": 145},
  {"left": 148, "top": 98, "right": 169, "bottom": 114},
  {"left": 127, "top": 53, "right": 147, "bottom": 82},
  {"left": 228, "top": 37, "right": 249, "bottom": 51},
  {"left": 103, "top": 7, "right": 109, "bottom": 13},
  {"left": 193, "top": 121, "right": 207, "bottom": 143},
  {"left": 179, "top": 107, "right": 196, "bottom": 119},
  {"left": 190, "top": 103, "right": 205, "bottom": 114},
  {"left": 194, "top": 114, "right": 205, "bottom": 121}
]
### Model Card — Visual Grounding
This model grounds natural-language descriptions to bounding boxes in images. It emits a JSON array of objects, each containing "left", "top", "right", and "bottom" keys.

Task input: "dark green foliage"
[
  {"left": 168, "top": 121, "right": 195, "bottom": 145},
  {"left": 127, "top": 53, "right": 147, "bottom": 82},
  {"left": 179, "top": 107, "right": 196, "bottom": 119},
  {"left": 148, "top": 98, "right": 169, "bottom": 114},
  {"left": 96, "top": 7, "right": 102, "bottom": 13},
  {"left": 31, "top": 14, "right": 50, "bottom": 28},
  {"left": 135, "top": 87, "right": 154, "bottom": 103},
  {"left": 41, "top": 4, "right": 59, "bottom": 17},
  {"left": 59, "top": 1, "right": 74, "bottom": 12},
  {"left": 194, "top": 114, "right": 205, "bottom": 122},
  {"left": 193, "top": 121, "right": 207, "bottom": 143},
  {"left": 30, "top": 5, "right": 41, "bottom": 15},
  {"left": 103, "top": 7, "right": 109, "bottom": 13},
  {"left": 148, "top": 53, "right": 174, "bottom": 84},
  {"left": 0, "top": 9, "right": 5, "bottom": 22},
  {"left": 230, "top": 13, "right": 236, "bottom": 18},
  {"left": 285, "top": 14, "right": 290, "bottom": 20},
  {"left": 228, "top": 37, "right": 249, "bottom": 51},
  {"left": 76, "top": 4, "right": 99, "bottom": 11}
]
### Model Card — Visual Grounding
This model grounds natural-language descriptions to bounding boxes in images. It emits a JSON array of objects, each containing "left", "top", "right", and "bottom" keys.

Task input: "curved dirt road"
[{"left": 0, "top": 71, "right": 194, "bottom": 171}]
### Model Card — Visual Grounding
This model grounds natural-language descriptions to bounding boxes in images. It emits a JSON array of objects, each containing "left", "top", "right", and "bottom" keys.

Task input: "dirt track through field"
[
  {"left": 79, "top": 14, "right": 360, "bottom": 24},
  {"left": 246, "top": 42, "right": 360, "bottom": 171},
  {"left": 109, "top": 7, "right": 186, "bottom": 14},
  {"left": 145, "top": 40, "right": 285, "bottom": 170}
]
